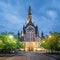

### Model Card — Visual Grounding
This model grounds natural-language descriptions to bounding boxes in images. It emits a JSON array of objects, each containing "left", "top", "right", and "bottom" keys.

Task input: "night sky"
[{"left": 0, "top": 0, "right": 60, "bottom": 35}]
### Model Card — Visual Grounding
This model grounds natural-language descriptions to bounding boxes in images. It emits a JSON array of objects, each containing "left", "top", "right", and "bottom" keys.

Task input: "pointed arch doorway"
[
  {"left": 25, "top": 42, "right": 37, "bottom": 51},
  {"left": 28, "top": 47, "right": 34, "bottom": 51}
]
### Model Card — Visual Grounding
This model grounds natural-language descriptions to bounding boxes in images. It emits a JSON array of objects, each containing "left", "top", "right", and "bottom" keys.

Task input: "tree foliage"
[
  {"left": 41, "top": 32, "right": 60, "bottom": 51},
  {"left": 0, "top": 33, "right": 24, "bottom": 50}
]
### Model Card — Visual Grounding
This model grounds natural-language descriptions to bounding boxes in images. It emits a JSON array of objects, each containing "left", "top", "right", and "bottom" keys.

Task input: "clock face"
[{"left": 27, "top": 26, "right": 34, "bottom": 32}]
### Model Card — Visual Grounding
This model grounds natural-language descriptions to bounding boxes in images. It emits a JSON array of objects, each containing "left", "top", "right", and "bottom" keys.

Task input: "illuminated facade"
[{"left": 18, "top": 6, "right": 44, "bottom": 51}]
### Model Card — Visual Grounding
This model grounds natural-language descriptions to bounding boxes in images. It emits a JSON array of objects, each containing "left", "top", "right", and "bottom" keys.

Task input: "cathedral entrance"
[
  {"left": 25, "top": 42, "right": 37, "bottom": 51},
  {"left": 28, "top": 47, "right": 33, "bottom": 51}
]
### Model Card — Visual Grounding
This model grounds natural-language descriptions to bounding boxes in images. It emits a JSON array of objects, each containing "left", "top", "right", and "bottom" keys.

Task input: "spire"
[
  {"left": 27, "top": 5, "right": 32, "bottom": 23},
  {"left": 28, "top": 0, "right": 32, "bottom": 15},
  {"left": 18, "top": 31, "right": 20, "bottom": 39},
  {"left": 41, "top": 31, "right": 45, "bottom": 40},
  {"left": 28, "top": 6, "right": 32, "bottom": 15},
  {"left": 21, "top": 31, "right": 24, "bottom": 37},
  {"left": 35, "top": 25, "right": 39, "bottom": 36},
  {"left": 18, "top": 31, "right": 20, "bottom": 36},
  {"left": 41, "top": 32, "right": 44, "bottom": 37}
]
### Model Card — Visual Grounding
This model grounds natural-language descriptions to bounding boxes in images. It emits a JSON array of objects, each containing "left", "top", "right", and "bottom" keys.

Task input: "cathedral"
[{"left": 18, "top": 6, "right": 45, "bottom": 51}]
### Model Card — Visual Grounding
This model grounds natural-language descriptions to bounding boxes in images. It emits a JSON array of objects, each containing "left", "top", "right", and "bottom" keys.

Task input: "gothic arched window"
[
  {"left": 27, "top": 26, "right": 34, "bottom": 32},
  {"left": 26, "top": 26, "right": 35, "bottom": 42}
]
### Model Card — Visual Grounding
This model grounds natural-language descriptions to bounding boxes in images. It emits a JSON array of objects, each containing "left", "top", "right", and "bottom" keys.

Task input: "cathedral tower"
[
  {"left": 27, "top": 6, "right": 32, "bottom": 23},
  {"left": 22, "top": 6, "right": 39, "bottom": 42},
  {"left": 18, "top": 4, "right": 41, "bottom": 51}
]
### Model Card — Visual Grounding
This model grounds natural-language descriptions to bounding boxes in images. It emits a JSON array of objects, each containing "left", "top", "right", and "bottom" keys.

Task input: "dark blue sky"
[{"left": 0, "top": 0, "right": 60, "bottom": 35}]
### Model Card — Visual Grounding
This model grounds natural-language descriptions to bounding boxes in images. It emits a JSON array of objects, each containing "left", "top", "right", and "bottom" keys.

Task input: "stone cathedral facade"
[{"left": 18, "top": 6, "right": 44, "bottom": 51}]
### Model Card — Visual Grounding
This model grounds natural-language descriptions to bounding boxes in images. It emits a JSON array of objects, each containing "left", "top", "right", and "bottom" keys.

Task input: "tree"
[
  {"left": 0, "top": 32, "right": 24, "bottom": 50},
  {"left": 41, "top": 32, "right": 60, "bottom": 51}
]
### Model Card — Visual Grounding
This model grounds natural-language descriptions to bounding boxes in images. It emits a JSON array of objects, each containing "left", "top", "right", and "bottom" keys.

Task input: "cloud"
[
  {"left": 46, "top": 10, "right": 58, "bottom": 19},
  {"left": 0, "top": 1, "right": 26, "bottom": 34},
  {"left": 0, "top": 0, "right": 60, "bottom": 35}
]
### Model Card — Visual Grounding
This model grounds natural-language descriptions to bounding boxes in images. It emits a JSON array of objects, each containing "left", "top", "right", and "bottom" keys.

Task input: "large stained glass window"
[{"left": 26, "top": 26, "right": 35, "bottom": 42}]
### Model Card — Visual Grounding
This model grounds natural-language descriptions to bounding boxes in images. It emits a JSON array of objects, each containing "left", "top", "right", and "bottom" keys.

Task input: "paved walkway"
[{"left": 0, "top": 52, "right": 56, "bottom": 60}]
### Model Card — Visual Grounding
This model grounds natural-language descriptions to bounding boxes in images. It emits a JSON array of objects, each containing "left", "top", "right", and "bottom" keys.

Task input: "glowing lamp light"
[
  {"left": 9, "top": 35, "right": 13, "bottom": 39},
  {"left": 0, "top": 40, "right": 2, "bottom": 42},
  {"left": 37, "top": 48, "right": 41, "bottom": 51},
  {"left": 20, "top": 49, "right": 24, "bottom": 51},
  {"left": 43, "top": 41, "right": 45, "bottom": 43},
  {"left": 49, "top": 35, "right": 52, "bottom": 38}
]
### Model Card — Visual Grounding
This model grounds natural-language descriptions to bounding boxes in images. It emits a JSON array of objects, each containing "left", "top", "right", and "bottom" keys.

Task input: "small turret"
[
  {"left": 18, "top": 31, "right": 20, "bottom": 40},
  {"left": 23, "top": 25, "right": 26, "bottom": 34},
  {"left": 20, "top": 31, "right": 24, "bottom": 42},
  {"left": 41, "top": 32, "right": 45, "bottom": 40},
  {"left": 35, "top": 25, "right": 39, "bottom": 36}
]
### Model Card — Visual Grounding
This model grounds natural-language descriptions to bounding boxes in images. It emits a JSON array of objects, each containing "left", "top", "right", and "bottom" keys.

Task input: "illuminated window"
[{"left": 26, "top": 26, "right": 35, "bottom": 42}]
